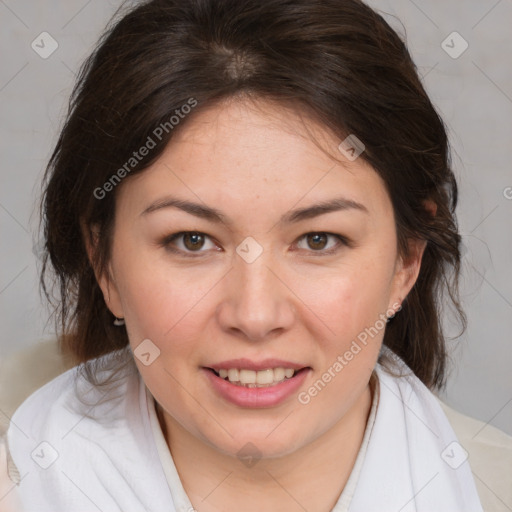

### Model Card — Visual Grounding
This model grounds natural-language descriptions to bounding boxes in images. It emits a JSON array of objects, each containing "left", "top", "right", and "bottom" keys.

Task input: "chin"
[{"left": 206, "top": 426, "right": 310, "bottom": 461}]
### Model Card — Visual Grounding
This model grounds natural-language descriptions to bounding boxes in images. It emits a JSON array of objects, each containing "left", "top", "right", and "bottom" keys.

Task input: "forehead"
[
  {"left": 168, "top": 97, "right": 346, "bottom": 174},
  {"left": 115, "top": 98, "right": 392, "bottom": 224}
]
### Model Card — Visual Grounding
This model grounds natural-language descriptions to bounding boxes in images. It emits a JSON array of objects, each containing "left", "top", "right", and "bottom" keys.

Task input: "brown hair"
[{"left": 41, "top": 0, "right": 465, "bottom": 390}]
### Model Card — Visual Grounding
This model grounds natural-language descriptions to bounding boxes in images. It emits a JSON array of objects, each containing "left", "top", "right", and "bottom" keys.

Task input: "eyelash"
[{"left": 159, "top": 231, "right": 350, "bottom": 258}]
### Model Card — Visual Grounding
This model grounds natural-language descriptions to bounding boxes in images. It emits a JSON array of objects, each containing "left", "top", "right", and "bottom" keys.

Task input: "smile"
[
  {"left": 212, "top": 367, "right": 300, "bottom": 387},
  {"left": 202, "top": 366, "right": 311, "bottom": 407}
]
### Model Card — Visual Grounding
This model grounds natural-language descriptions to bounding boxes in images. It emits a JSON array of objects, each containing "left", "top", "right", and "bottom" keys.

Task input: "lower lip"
[{"left": 202, "top": 368, "right": 311, "bottom": 408}]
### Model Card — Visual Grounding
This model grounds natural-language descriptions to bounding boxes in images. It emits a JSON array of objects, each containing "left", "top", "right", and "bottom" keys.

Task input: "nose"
[{"left": 216, "top": 246, "right": 296, "bottom": 342}]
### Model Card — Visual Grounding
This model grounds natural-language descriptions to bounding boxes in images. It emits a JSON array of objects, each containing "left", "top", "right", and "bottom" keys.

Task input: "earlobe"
[
  {"left": 82, "top": 222, "right": 124, "bottom": 319},
  {"left": 390, "top": 199, "right": 435, "bottom": 307},
  {"left": 391, "top": 237, "right": 427, "bottom": 309},
  {"left": 98, "top": 262, "right": 125, "bottom": 321}
]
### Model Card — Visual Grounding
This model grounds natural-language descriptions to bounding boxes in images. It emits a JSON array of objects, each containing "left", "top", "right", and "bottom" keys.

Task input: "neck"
[{"left": 156, "top": 374, "right": 376, "bottom": 512}]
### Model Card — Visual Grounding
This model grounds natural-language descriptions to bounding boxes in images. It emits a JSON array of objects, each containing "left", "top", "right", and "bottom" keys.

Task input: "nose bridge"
[
  {"left": 237, "top": 249, "right": 277, "bottom": 300},
  {"left": 217, "top": 238, "right": 295, "bottom": 340}
]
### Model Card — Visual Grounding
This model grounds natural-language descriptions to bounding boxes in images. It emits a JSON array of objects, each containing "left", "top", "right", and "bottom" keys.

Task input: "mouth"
[
  {"left": 205, "top": 367, "right": 309, "bottom": 388},
  {"left": 202, "top": 363, "right": 312, "bottom": 408}
]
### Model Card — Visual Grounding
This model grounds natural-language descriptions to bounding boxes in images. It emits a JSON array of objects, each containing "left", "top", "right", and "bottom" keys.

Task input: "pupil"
[
  {"left": 308, "top": 233, "right": 327, "bottom": 250},
  {"left": 184, "top": 232, "right": 204, "bottom": 250}
]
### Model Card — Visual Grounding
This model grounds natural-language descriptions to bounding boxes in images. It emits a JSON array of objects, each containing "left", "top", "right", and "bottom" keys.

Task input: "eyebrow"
[{"left": 141, "top": 195, "right": 368, "bottom": 224}]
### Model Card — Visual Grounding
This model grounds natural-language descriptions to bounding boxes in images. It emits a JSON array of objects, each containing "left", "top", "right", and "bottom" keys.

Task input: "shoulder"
[
  {"left": 4, "top": 349, "right": 167, "bottom": 511},
  {"left": 376, "top": 345, "right": 512, "bottom": 510},
  {"left": 8, "top": 348, "right": 138, "bottom": 441},
  {"left": 6, "top": 348, "right": 140, "bottom": 480},
  {"left": 439, "top": 400, "right": 512, "bottom": 510},
  {"left": 9, "top": 365, "right": 79, "bottom": 436}
]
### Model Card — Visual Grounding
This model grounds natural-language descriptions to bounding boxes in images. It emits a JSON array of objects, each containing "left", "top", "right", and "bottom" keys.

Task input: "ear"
[
  {"left": 82, "top": 222, "right": 124, "bottom": 319},
  {"left": 389, "top": 237, "right": 427, "bottom": 310},
  {"left": 423, "top": 198, "right": 437, "bottom": 217},
  {"left": 388, "top": 199, "right": 436, "bottom": 310}
]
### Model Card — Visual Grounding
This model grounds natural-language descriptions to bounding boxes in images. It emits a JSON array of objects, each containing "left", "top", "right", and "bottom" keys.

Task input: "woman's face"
[{"left": 98, "top": 98, "right": 423, "bottom": 459}]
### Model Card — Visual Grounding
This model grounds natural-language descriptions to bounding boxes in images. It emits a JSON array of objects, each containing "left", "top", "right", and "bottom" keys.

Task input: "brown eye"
[
  {"left": 162, "top": 231, "right": 218, "bottom": 256},
  {"left": 306, "top": 233, "right": 328, "bottom": 250},
  {"left": 295, "top": 232, "right": 349, "bottom": 255},
  {"left": 183, "top": 232, "right": 206, "bottom": 251}
]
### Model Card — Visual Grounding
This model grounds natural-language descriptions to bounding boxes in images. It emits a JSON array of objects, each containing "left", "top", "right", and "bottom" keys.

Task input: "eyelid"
[
  {"left": 160, "top": 231, "right": 350, "bottom": 257},
  {"left": 293, "top": 232, "right": 350, "bottom": 256},
  {"left": 161, "top": 231, "right": 219, "bottom": 256}
]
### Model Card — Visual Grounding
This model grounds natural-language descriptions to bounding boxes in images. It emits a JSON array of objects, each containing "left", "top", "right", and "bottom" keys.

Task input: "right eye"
[{"left": 160, "top": 231, "right": 220, "bottom": 256}]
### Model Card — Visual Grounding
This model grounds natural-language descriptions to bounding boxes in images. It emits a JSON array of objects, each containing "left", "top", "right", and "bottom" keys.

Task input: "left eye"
[{"left": 295, "top": 232, "right": 346, "bottom": 254}]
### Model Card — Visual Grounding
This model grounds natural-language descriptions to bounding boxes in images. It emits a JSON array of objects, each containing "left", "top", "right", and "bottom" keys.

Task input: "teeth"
[
  {"left": 273, "top": 367, "right": 285, "bottom": 381},
  {"left": 227, "top": 368, "right": 239, "bottom": 382},
  {"left": 214, "top": 367, "right": 300, "bottom": 386},
  {"left": 256, "top": 369, "right": 274, "bottom": 385},
  {"left": 284, "top": 368, "right": 294, "bottom": 378},
  {"left": 239, "top": 369, "right": 256, "bottom": 384}
]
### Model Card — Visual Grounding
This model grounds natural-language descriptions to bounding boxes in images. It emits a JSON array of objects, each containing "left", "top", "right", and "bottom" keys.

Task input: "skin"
[{"left": 89, "top": 97, "right": 427, "bottom": 512}]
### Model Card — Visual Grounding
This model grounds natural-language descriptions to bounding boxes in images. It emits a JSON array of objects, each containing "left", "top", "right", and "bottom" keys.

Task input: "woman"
[{"left": 5, "top": 0, "right": 485, "bottom": 510}]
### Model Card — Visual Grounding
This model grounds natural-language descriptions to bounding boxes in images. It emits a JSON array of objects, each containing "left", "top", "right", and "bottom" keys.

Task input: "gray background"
[{"left": 1, "top": 0, "right": 511, "bottom": 436}]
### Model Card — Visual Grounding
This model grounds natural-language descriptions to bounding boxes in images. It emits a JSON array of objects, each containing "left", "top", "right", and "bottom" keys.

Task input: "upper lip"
[{"left": 206, "top": 358, "right": 309, "bottom": 372}]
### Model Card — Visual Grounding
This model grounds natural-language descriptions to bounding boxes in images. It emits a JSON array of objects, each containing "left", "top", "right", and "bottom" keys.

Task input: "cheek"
[
  {"left": 297, "top": 259, "right": 394, "bottom": 342},
  {"left": 115, "top": 258, "right": 210, "bottom": 412},
  {"left": 294, "top": 265, "right": 389, "bottom": 411},
  {"left": 112, "top": 246, "right": 208, "bottom": 349}
]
